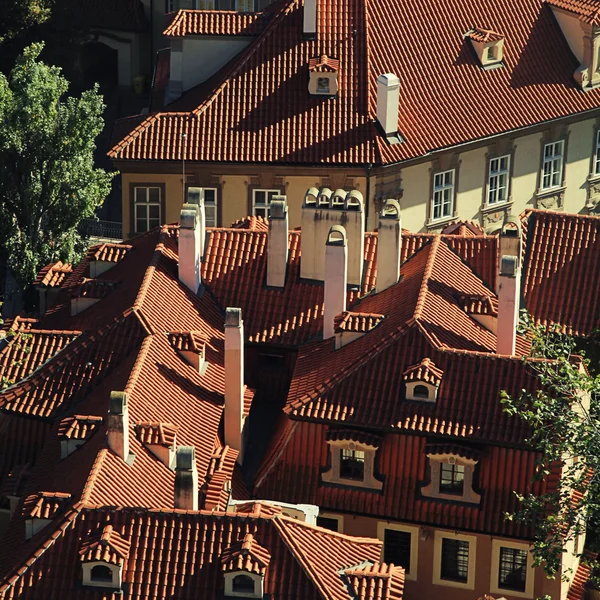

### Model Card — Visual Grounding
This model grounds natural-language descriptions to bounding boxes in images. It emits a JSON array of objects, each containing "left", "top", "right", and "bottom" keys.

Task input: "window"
[
  {"left": 542, "top": 141, "right": 564, "bottom": 190},
  {"left": 188, "top": 187, "right": 218, "bottom": 227},
  {"left": 165, "top": 0, "right": 174, "bottom": 11},
  {"left": 317, "top": 77, "right": 330, "bottom": 93},
  {"left": 441, "top": 538, "right": 470, "bottom": 583},
  {"left": 383, "top": 529, "right": 411, "bottom": 572},
  {"left": 439, "top": 463, "right": 465, "bottom": 495},
  {"left": 236, "top": 0, "right": 254, "bottom": 10},
  {"left": 317, "top": 516, "right": 339, "bottom": 532},
  {"left": 413, "top": 384, "right": 430, "bottom": 400},
  {"left": 432, "top": 170, "right": 455, "bottom": 221},
  {"left": 594, "top": 130, "right": 600, "bottom": 175},
  {"left": 232, "top": 575, "right": 255, "bottom": 594},
  {"left": 488, "top": 155, "right": 510, "bottom": 204},
  {"left": 498, "top": 547, "right": 527, "bottom": 592},
  {"left": 252, "top": 189, "right": 280, "bottom": 219},
  {"left": 194, "top": 0, "right": 216, "bottom": 7},
  {"left": 91, "top": 565, "right": 114, "bottom": 583},
  {"left": 340, "top": 448, "right": 365, "bottom": 481},
  {"left": 134, "top": 186, "right": 161, "bottom": 233},
  {"left": 486, "top": 46, "right": 497, "bottom": 61}
]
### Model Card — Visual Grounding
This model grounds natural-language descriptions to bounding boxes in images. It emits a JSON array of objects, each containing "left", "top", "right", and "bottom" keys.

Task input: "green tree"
[
  {"left": 0, "top": 43, "right": 113, "bottom": 287},
  {"left": 0, "top": 0, "right": 53, "bottom": 44},
  {"left": 501, "top": 313, "right": 600, "bottom": 581}
]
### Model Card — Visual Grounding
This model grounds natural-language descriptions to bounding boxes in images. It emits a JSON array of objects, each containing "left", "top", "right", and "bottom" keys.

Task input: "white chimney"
[
  {"left": 186, "top": 188, "right": 207, "bottom": 259},
  {"left": 108, "top": 391, "right": 130, "bottom": 462},
  {"left": 174, "top": 445, "right": 198, "bottom": 510},
  {"left": 267, "top": 196, "right": 289, "bottom": 288},
  {"left": 377, "top": 199, "right": 402, "bottom": 292},
  {"left": 179, "top": 203, "right": 201, "bottom": 294},
  {"left": 376, "top": 73, "right": 400, "bottom": 136},
  {"left": 496, "top": 216, "right": 522, "bottom": 356},
  {"left": 323, "top": 226, "right": 347, "bottom": 339},
  {"left": 224, "top": 307, "right": 245, "bottom": 463},
  {"left": 303, "top": 0, "right": 316, "bottom": 39}
]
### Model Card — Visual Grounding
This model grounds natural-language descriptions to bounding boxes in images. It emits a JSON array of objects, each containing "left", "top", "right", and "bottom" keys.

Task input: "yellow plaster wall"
[
  {"left": 457, "top": 146, "right": 487, "bottom": 221},
  {"left": 512, "top": 131, "right": 543, "bottom": 209},
  {"left": 394, "top": 161, "right": 430, "bottom": 232},
  {"left": 220, "top": 175, "right": 248, "bottom": 228},
  {"left": 565, "top": 117, "right": 596, "bottom": 213}
]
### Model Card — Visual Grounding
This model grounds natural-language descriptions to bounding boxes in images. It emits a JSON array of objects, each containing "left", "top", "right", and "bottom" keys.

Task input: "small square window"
[
  {"left": 439, "top": 463, "right": 465, "bottom": 495},
  {"left": 340, "top": 448, "right": 365, "bottom": 481},
  {"left": 498, "top": 547, "right": 527, "bottom": 592},
  {"left": 441, "top": 538, "right": 470, "bottom": 583},
  {"left": 252, "top": 189, "right": 280, "bottom": 219}
]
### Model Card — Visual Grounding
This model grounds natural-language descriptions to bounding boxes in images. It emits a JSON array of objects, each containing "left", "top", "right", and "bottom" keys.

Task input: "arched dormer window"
[
  {"left": 80, "top": 525, "right": 130, "bottom": 590},
  {"left": 91, "top": 565, "right": 114, "bottom": 583},
  {"left": 232, "top": 574, "right": 256, "bottom": 594},
  {"left": 413, "top": 384, "right": 430, "bottom": 400},
  {"left": 403, "top": 358, "right": 443, "bottom": 403},
  {"left": 221, "top": 534, "right": 270, "bottom": 598}
]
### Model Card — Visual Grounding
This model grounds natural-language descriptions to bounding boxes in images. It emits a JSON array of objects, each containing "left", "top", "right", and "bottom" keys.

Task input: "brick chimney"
[
  {"left": 301, "top": 188, "right": 364, "bottom": 286},
  {"left": 496, "top": 216, "right": 522, "bottom": 355},
  {"left": 224, "top": 307, "right": 245, "bottom": 463},
  {"left": 323, "top": 226, "right": 347, "bottom": 339},
  {"left": 303, "top": 0, "right": 317, "bottom": 39},
  {"left": 377, "top": 199, "right": 402, "bottom": 292},
  {"left": 267, "top": 196, "right": 289, "bottom": 288},
  {"left": 174, "top": 445, "right": 198, "bottom": 510},
  {"left": 376, "top": 74, "right": 400, "bottom": 137},
  {"left": 179, "top": 203, "right": 201, "bottom": 294},
  {"left": 107, "top": 391, "right": 130, "bottom": 462}
]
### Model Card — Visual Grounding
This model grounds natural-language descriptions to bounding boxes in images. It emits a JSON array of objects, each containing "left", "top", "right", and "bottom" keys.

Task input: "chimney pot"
[
  {"left": 175, "top": 445, "right": 198, "bottom": 510},
  {"left": 225, "top": 307, "right": 242, "bottom": 327},
  {"left": 267, "top": 196, "right": 289, "bottom": 288},
  {"left": 323, "top": 226, "right": 348, "bottom": 339},
  {"left": 377, "top": 199, "right": 402, "bottom": 292},
  {"left": 376, "top": 73, "right": 400, "bottom": 136}
]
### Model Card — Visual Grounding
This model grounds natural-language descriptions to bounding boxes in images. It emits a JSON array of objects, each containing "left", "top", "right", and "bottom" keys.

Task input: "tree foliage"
[
  {"left": 0, "top": 43, "right": 113, "bottom": 286},
  {"left": 0, "top": 0, "right": 53, "bottom": 44},
  {"left": 501, "top": 312, "right": 600, "bottom": 580}
]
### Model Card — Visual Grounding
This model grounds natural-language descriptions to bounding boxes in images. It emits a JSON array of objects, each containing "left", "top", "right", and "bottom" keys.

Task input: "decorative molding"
[{"left": 535, "top": 186, "right": 565, "bottom": 211}]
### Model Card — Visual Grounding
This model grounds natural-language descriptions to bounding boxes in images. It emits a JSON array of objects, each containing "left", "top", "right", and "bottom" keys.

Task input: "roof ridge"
[
  {"left": 412, "top": 237, "right": 440, "bottom": 323},
  {"left": 81, "top": 449, "right": 108, "bottom": 505}
]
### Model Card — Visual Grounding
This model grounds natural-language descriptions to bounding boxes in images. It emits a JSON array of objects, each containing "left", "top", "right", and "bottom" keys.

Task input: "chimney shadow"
[{"left": 157, "top": 362, "right": 224, "bottom": 407}]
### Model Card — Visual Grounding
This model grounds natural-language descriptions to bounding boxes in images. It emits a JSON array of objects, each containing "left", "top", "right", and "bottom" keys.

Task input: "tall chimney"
[
  {"left": 376, "top": 74, "right": 400, "bottom": 136},
  {"left": 174, "top": 445, "right": 198, "bottom": 510},
  {"left": 303, "top": 0, "right": 316, "bottom": 39},
  {"left": 267, "top": 196, "right": 289, "bottom": 288},
  {"left": 377, "top": 199, "right": 402, "bottom": 292},
  {"left": 496, "top": 216, "right": 522, "bottom": 355},
  {"left": 323, "top": 226, "right": 347, "bottom": 339},
  {"left": 179, "top": 203, "right": 201, "bottom": 294},
  {"left": 224, "top": 307, "right": 244, "bottom": 463},
  {"left": 108, "top": 391, "right": 129, "bottom": 462}
]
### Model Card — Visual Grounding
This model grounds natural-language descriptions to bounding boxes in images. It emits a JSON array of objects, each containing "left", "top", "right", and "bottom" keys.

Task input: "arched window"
[
  {"left": 91, "top": 564, "right": 114, "bottom": 583},
  {"left": 413, "top": 384, "right": 429, "bottom": 399},
  {"left": 232, "top": 574, "right": 255, "bottom": 594}
]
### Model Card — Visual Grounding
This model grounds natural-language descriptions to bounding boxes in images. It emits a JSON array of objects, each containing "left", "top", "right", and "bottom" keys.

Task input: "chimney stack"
[
  {"left": 323, "top": 226, "right": 347, "bottom": 339},
  {"left": 267, "top": 196, "right": 289, "bottom": 288},
  {"left": 224, "top": 307, "right": 245, "bottom": 463},
  {"left": 303, "top": 0, "right": 317, "bottom": 39},
  {"left": 376, "top": 74, "right": 400, "bottom": 137},
  {"left": 496, "top": 216, "right": 522, "bottom": 355},
  {"left": 108, "top": 391, "right": 130, "bottom": 462},
  {"left": 377, "top": 199, "right": 402, "bottom": 292},
  {"left": 174, "top": 445, "right": 198, "bottom": 510},
  {"left": 179, "top": 203, "right": 201, "bottom": 294}
]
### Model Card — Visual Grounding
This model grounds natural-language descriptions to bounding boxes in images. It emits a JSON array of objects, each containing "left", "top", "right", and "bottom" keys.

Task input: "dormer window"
[
  {"left": 422, "top": 444, "right": 481, "bottom": 504},
  {"left": 465, "top": 28, "right": 505, "bottom": 68},
  {"left": 403, "top": 358, "right": 443, "bottom": 403},
  {"left": 322, "top": 429, "right": 383, "bottom": 491},
  {"left": 91, "top": 565, "right": 114, "bottom": 583},
  {"left": 221, "top": 534, "right": 270, "bottom": 598},
  {"left": 233, "top": 574, "right": 256, "bottom": 594},
  {"left": 308, "top": 55, "right": 339, "bottom": 96},
  {"left": 80, "top": 525, "right": 130, "bottom": 590}
]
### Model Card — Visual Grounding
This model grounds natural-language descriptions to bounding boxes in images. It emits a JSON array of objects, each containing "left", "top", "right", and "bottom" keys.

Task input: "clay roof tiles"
[
  {"left": 221, "top": 533, "right": 272, "bottom": 574},
  {"left": 457, "top": 293, "right": 498, "bottom": 316},
  {"left": 70, "top": 278, "right": 118, "bottom": 299},
  {"left": 343, "top": 563, "right": 405, "bottom": 600},
  {"left": 34, "top": 261, "right": 73, "bottom": 288},
  {"left": 546, "top": 0, "right": 600, "bottom": 24},
  {"left": 466, "top": 27, "right": 504, "bottom": 43},
  {"left": 57, "top": 415, "right": 103, "bottom": 441},
  {"left": 309, "top": 54, "right": 340, "bottom": 72},
  {"left": 403, "top": 358, "right": 443, "bottom": 385},
  {"left": 110, "top": 0, "right": 600, "bottom": 166},
  {"left": 79, "top": 524, "right": 131, "bottom": 565},
  {"left": 230, "top": 215, "right": 270, "bottom": 231},
  {"left": 334, "top": 312, "right": 385, "bottom": 333},
  {"left": 424, "top": 442, "right": 482, "bottom": 461},
  {"left": 325, "top": 428, "right": 382, "bottom": 447},
  {"left": 167, "top": 330, "right": 207, "bottom": 352},
  {"left": 22, "top": 491, "right": 71, "bottom": 520},
  {"left": 135, "top": 422, "right": 178, "bottom": 447},
  {"left": 92, "top": 243, "right": 132, "bottom": 263},
  {"left": 164, "top": 9, "right": 270, "bottom": 36}
]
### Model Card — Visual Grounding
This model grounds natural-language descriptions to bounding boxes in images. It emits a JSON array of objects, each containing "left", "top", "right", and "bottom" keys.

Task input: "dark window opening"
[
  {"left": 90, "top": 564, "right": 113, "bottom": 583},
  {"left": 498, "top": 547, "right": 527, "bottom": 592},
  {"left": 441, "top": 538, "right": 469, "bottom": 582},
  {"left": 439, "top": 462, "right": 465, "bottom": 495},
  {"left": 413, "top": 384, "right": 429, "bottom": 399},
  {"left": 258, "top": 352, "right": 285, "bottom": 370},
  {"left": 232, "top": 574, "right": 255, "bottom": 594},
  {"left": 383, "top": 529, "right": 411, "bottom": 573},
  {"left": 316, "top": 516, "right": 339, "bottom": 532},
  {"left": 340, "top": 448, "right": 365, "bottom": 481}
]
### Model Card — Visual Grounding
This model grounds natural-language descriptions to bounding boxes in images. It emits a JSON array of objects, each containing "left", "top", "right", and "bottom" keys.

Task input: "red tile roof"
[
  {"left": 424, "top": 442, "right": 481, "bottom": 461},
  {"left": 164, "top": 9, "right": 270, "bottom": 36},
  {"left": 92, "top": 243, "right": 132, "bottom": 263},
  {"left": 326, "top": 428, "right": 382, "bottom": 447},
  {"left": 230, "top": 215, "right": 270, "bottom": 231},
  {"left": 334, "top": 311, "right": 385, "bottom": 333},
  {"left": 79, "top": 524, "right": 131, "bottom": 566},
  {"left": 547, "top": 0, "right": 600, "bottom": 24},
  {"left": 135, "top": 422, "right": 178, "bottom": 447},
  {"left": 343, "top": 563, "right": 405, "bottom": 600},
  {"left": 57, "top": 416, "right": 103, "bottom": 441},
  {"left": 167, "top": 330, "right": 207, "bottom": 352},
  {"left": 70, "top": 278, "right": 118, "bottom": 299},
  {"left": 109, "top": 0, "right": 600, "bottom": 166},
  {"left": 309, "top": 54, "right": 340, "bottom": 72},
  {"left": 466, "top": 27, "right": 504, "bottom": 43},
  {"left": 403, "top": 357, "right": 443, "bottom": 385},
  {"left": 221, "top": 533, "right": 272, "bottom": 574},
  {"left": 33, "top": 261, "right": 73, "bottom": 288},
  {"left": 203, "top": 444, "right": 238, "bottom": 510},
  {"left": 566, "top": 556, "right": 592, "bottom": 600},
  {"left": 457, "top": 293, "right": 498, "bottom": 315},
  {"left": 441, "top": 221, "right": 487, "bottom": 236},
  {"left": 22, "top": 491, "right": 71, "bottom": 519}
]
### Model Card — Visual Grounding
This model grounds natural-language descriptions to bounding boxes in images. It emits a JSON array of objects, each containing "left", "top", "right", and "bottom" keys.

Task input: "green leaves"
[{"left": 0, "top": 43, "right": 114, "bottom": 286}]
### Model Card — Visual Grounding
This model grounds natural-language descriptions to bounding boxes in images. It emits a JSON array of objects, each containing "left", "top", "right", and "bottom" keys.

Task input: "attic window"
[
  {"left": 465, "top": 28, "right": 505, "bottom": 68},
  {"left": 403, "top": 358, "right": 443, "bottom": 403},
  {"left": 308, "top": 55, "right": 339, "bottom": 96},
  {"left": 80, "top": 525, "right": 130, "bottom": 590},
  {"left": 91, "top": 565, "right": 114, "bottom": 583},
  {"left": 221, "top": 534, "right": 270, "bottom": 598},
  {"left": 413, "top": 384, "right": 430, "bottom": 400},
  {"left": 233, "top": 575, "right": 256, "bottom": 594}
]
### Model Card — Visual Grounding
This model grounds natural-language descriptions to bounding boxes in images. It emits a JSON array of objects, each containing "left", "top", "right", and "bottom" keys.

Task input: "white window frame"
[
  {"left": 490, "top": 539, "right": 535, "bottom": 599},
  {"left": 252, "top": 189, "right": 280, "bottom": 219},
  {"left": 316, "top": 512, "right": 344, "bottom": 533},
  {"left": 433, "top": 530, "right": 477, "bottom": 590},
  {"left": 134, "top": 186, "right": 162, "bottom": 233},
  {"left": 377, "top": 522, "right": 419, "bottom": 581},
  {"left": 487, "top": 155, "right": 511, "bottom": 205},
  {"left": 541, "top": 140, "right": 564, "bottom": 191},
  {"left": 594, "top": 129, "right": 600, "bottom": 176},
  {"left": 431, "top": 169, "right": 455, "bottom": 222},
  {"left": 188, "top": 187, "right": 218, "bottom": 227}
]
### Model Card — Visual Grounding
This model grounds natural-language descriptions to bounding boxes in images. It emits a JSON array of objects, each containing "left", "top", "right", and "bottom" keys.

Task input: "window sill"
[
  {"left": 536, "top": 185, "right": 566, "bottom": 198},
  {"left": 481, "top": 198, "right": 513, "bottom": 214},
  {"left": 426, "top": 213, "right": 457, "bottom": 230},
  {"left": 321, "top": 472, "right": 384, "bottom": 491}
]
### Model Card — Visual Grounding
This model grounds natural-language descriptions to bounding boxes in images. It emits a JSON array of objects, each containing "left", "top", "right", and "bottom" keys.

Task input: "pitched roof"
[
  {"left": 135, "top": 421, "right": 179, "bottom": 447},
  {"left": 466, "top": 27, "right": 504, "bottom": 43},
  {"left": 109, "top": 0, "right": 600, "bottom": 166},
  {"left": 309, "top": 54, "right": 340, "bottom": 72},
  {"left": 57, "top": 416, "right": 103, "bottom": 441},
  {"left": 457, "top": 293, "right": 498, "bottom": 315},
  {"left": 402, "top": 357, "right": 443, "bottom": 385},
  {"left": 92, "top": 243, "right": 132, "bottom": 263},
  {"left": 343, "top": 563, "right": 405, "bottom": 600},
  {"left": 79, "top": 524, "right": 131, "bottom": 565},
  {"left": 33, "top": 261, "right": 73, "bottom": 288},
  {"left": 546, "top": 0, "right": 600, "bottom": 24},
  {"left": 221, "top": 533, "right": 272, "bottom": 574},
  {"left": 164, "top": 9, "right": 270, "bottom": 36},
  {"left": 334, "top": 312, "right": 385, "bottom": 333},
  {"left": 22, "top": 492, "right": 71, "bottom": 520}
]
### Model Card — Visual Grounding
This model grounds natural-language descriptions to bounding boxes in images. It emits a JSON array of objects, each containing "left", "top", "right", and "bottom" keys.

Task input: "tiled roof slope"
[
  {"left": 547, "top": 0, "right": 600, "bottom": 24},
  {"left": 164, "top": 9, "right": 270, "bottom": 36},
  {"left": 33, "top": 261, "right": 72, "bottom": 288},
  {"left": 110, "top": 0, "right": 600, "bottom": 166},
  {"left": 0, "top": 507, "right": 396, "bottom": 600},
  {"left": 523, "top": 210, "right": 600, "bottom": 336}
]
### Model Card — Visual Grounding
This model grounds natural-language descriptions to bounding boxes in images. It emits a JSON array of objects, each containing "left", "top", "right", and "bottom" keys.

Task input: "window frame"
[
  {"left": 421, "top": 454, "right": 481, "bottom": 504},
  {"left": 487, "top": 154, "right": 511, "bottom": 206},
  {"left": 321, "top": 439, "right": 383, "bottom": 491},
  {"left": 594, "top": 129, "right": 600, "bottom": 177},
  {"left": 541, "top": 140, "right": 565, "bottom": 191},
  {"left": 339, "top": 448, "right": 366, "bottom": 481},
  {"left": 433, "top": 531, "right": 477, "bottom": 590},
  {"left": 490, "top": 539, "right": 535, "bottom": 598},
  {"left": 236, "top": 0, "right": 254, "bottom": 11},
  {"left": 377, "top": 522, "right": 419, "bottom": 581},
  {"left": 251, "top": 188, "right": 281, "bottom": 219},
  {"left": 439, "top": 462, "right": 465, "bottom": 495},
  {"left": 431, "top": 169, "right": 456, "bottom": 222},
  {"left": 187, "top": 186, "right": 219, "bottom": 228},
  {"left": 129, "top": 183, "right": 166, "bottom": 236}
]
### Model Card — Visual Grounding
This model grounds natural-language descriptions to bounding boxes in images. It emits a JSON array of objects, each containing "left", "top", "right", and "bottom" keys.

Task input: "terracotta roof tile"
[
  {"left": 441, "top": 221, "right": 487, "bottom": 236},
  {"left": 57, "top": 416, "right": 103, "bottom": 441},
  {"left": 309, "top": 54, "right": 340, "bottom": 72},
  {"left": 167, "top": 330, "right": 207, "bottom": 352},
  {"left": 325, "top": 428, "right": 382, "bottom": 447},
  {"left": 22, "top": 491, "right": 71, "bottom": 519},
  {"left": 135, "top": 422, "right": 178, "bottom": 447},
  {"left": 403, "top": 358, "right": 443, "bottom": 385},
  {"left": 334, "top": 312, "right": 385, "bottom": 333},
  {"left": 221, "top": 533, "right": 272, "bottom": 574},
  {"left": 70, "top": 278, "right": 118, "bottom": 299},
  {"left": 343, "top": 563, "right": 405, "bottom": 600},
  {"left": 546, "top": 0, "right": 600, "bottom": 24},
  {"left": 3, "top": 317, "right": 39, "bottom": 332},
  {"left": 424, "top": 442, "right": 482, "bottom": 461},
  {"left": 79, "top": 524, "right": 131, "bottom": 565},
  {"left": 92, "top": 243, "right": 132, "bottom": 263},
  {"left": 234, "top": 501, "right": 283, "bottom": 517},
  {"left": 457, "top": 293, "right": 498, "bottom": 316},
  {"left": 164, "top": 9, "right": 270, "bottom": 36},
  {"left": 0, "top": 463, "right": 30, "bottom": 498},
  {"left": 230, "top": 215, "right": 270, "bottom": 231},
  {"left": 466, "top": 27, "right": 504, "bottom": 43},
  {"left": 34, "top": 262, "right": 73, "bottom": 288},
  {"left": 567, "top": 556, "right": 593, "bottom": 600}
]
